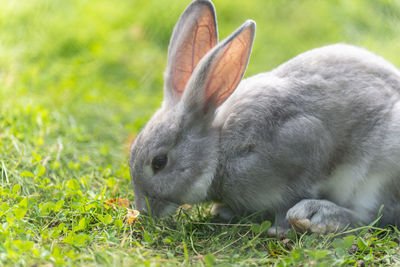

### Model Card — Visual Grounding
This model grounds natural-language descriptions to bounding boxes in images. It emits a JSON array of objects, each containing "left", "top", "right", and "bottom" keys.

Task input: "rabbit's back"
[
  {"left": 214, "top": 44, "right": 400, "bottom": 222},
  {"left": 216, "top": 44, "right": 400, "bottom": 155},
  {"left": 274, "top": 43, "right": 400, "bottom": 83}
]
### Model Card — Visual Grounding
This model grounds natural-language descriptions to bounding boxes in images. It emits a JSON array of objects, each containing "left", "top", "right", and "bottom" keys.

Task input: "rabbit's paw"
[{"left": 286, "top": 199, "right": 352, "bottom": 234}]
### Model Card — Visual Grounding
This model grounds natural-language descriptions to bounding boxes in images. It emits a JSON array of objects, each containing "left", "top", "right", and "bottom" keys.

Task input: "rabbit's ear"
[
  {"left": 164, "top": 0, "right": 218, "bottom": 107},
  {"left": 183, "top": 20, "right": 255, "bottom": 115}
]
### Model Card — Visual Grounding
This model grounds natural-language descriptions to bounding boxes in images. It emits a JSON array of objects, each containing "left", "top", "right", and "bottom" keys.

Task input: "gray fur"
[{"left": 130, "top": 0, "right": 400, "bottom": 235}]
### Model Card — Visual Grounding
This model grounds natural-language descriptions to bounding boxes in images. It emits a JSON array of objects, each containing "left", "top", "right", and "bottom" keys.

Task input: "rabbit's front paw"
[{"left": 286, "top": 199, "right": 353, "bottom": 234}]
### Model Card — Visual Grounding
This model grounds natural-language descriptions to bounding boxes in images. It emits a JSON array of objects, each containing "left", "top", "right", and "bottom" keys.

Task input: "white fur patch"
[
  {"left": 181, "top": 170, "right": 214, "bottom": 204},
  {"left": 322, "top": 163, "right": 367, "bottom": 205},
  {"left": 320, "top": 162, "right": 392, "bottom": 221}
]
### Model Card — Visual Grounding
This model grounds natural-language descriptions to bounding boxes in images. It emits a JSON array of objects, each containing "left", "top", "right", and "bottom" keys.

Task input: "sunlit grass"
[{"left": 1, "top": 0, "right": 400, "bottom": 265}]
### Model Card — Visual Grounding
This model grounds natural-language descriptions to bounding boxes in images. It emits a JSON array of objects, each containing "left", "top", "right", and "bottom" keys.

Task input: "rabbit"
[{"left": 129, "top": 0, "right": 400, "bottom": 236}]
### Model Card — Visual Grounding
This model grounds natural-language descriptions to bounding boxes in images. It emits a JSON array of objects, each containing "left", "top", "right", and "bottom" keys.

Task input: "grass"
[{"left": 1, "top": 0, "right": 400, "bottom": 265}]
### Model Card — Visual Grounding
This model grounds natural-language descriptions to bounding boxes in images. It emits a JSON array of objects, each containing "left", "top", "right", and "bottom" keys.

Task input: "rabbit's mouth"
[{"left": 136, "top": 195, "right": 180, "bottom": 218}]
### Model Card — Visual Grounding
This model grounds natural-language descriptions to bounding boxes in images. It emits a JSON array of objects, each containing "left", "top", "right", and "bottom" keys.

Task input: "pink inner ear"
[
  {"left": 205, "top": 27, "right": 253, "bottom": 106},
  {"left": 172, "top": 7, "right": 217, "bottom": 97}
]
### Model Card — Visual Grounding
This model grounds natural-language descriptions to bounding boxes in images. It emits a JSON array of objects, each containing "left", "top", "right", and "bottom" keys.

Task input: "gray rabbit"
[{"left": 129, "top": 0, "right": 400, "bottom": 236}]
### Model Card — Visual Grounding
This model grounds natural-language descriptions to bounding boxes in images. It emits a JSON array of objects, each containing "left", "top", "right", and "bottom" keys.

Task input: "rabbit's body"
[
  {"left": 130, "top": 0, "right": 400, "bottom": 235},
  {"left": 210, "top": 44, "right": 400, "bottom": 230}
]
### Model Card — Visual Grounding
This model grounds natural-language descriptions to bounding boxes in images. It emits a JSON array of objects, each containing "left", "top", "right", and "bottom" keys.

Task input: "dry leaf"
[
  {"left": 125, "top": 209, "right": 140, "bottom": 225},
  {"left": 105, "top": 198, "right": 131, "bottom": 209}
]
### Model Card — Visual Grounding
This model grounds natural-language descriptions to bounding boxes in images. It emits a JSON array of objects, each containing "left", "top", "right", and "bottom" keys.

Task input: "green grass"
[{"left": 1, "top": 0, "right": 400, "bottom": 265}]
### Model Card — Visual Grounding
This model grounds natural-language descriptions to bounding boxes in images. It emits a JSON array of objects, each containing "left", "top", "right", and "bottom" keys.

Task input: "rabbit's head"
[{"left": 130, "top": 0, "right": 255, "bottom": 217}]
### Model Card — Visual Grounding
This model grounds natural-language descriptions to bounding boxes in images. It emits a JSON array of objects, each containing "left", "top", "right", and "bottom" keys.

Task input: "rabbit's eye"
[{"left": 151, "top": 154, "right": 168, "bottom": 172}]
